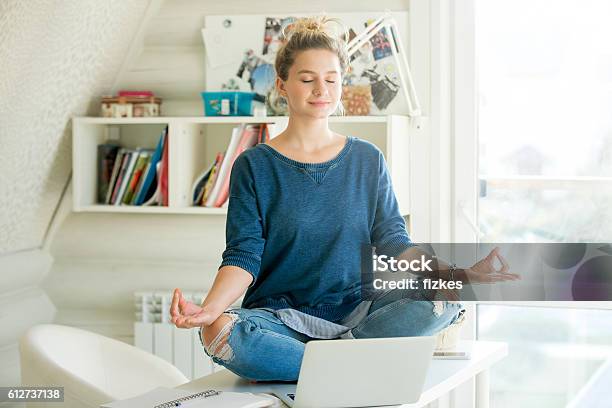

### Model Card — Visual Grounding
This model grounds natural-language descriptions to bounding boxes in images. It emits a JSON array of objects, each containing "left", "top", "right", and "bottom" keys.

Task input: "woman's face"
[{"left": 276, "top": 49, "right": 343, "bottom": 119}]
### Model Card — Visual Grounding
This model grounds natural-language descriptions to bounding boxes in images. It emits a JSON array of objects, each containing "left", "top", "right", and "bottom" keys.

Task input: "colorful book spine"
[
  {"left": 201, "top": 153, "right": 223, "bottom": 206},
  {"left": 205, "top": 125, "right": 244, "bottom": 207},
  {"left": 132, "top": 158, "right": 152, "bottom": 205},
  {"left": 134, "top": 128, "right": 166, "bottom": 205},
  {"left": 159, "top": 130, "right": 170, "bottom": 206},
  {"left": 105, "top": 148, "right": 126, "bottom": 204},
  {"left": 191, "top": 160, "right": 216, "bottom": 205},
  {"left": 115, "top": 150, "right": 139, "bottom": 205},
  {"left": 123, "top": 151, "right": 151, "bottom": 204},
  {"left": 212, "top": 124, "right": 260, "bottom": 207},
  {"left": 97, "top": 144, "right": 120, "bottom": 203},
  {"left": 110, "top": 152, "right": 132, "bottom": 205}
]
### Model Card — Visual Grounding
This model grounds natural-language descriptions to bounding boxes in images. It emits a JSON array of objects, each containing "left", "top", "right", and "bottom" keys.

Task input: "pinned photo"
[
  {"left": 235, "top": 49, "right": 284, "bottom": 115},
  {"left": 250, "top": 63, "right": 275, "bottom": 95},
  {"left": 262, "top": 17, "right": 296, "bottom": 55},
  {"left": 236, "top": 50, "right": 268, "bottom": 90},
  {"left": 361, "top": 65, "right": 399, "bottom": 110},
  {"left": 366, "top": 21, "right": 393, "bottom": 61}
]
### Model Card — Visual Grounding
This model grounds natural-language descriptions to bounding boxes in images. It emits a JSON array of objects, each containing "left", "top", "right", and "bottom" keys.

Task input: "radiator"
[{"left": 133, "top": 291, "right": 224, "bottom": 380}]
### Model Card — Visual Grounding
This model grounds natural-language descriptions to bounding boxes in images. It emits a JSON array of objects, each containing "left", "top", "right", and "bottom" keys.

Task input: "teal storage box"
[{"left": 201, "top": 91, "right": 255, "bottom": 116}]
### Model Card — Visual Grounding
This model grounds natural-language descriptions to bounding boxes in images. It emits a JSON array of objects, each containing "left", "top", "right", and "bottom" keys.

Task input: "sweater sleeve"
[
  {"left": 219, "top": 154, "right": 265, "bottom": 286},
  {"left": 371, "top": 150, "right": 415, "bottom": 257}
]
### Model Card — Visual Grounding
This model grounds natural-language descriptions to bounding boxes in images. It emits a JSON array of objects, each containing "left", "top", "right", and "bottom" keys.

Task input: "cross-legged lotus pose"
[{"left": 171, "top": 15, "right": 517, "bottom": 382}]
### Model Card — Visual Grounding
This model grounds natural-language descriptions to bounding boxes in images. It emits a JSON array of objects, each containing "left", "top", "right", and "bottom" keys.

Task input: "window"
[
  {"left": 476, "top": 0, "right": 612, "bottom": 242},
  {"left": 474, "top": 2, "right": 612, "bottom": 407},
  {"left": 478, "top": 304, "right": 612, "bottom": 406}
]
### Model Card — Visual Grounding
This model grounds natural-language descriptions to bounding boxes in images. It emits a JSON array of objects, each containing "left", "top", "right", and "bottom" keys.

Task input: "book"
[
  {"left": 101, "top": 387, "right": 275, "bottom": 408},
  {"left": 200, "top": 154, "right": 221, "bottom": 205},
  {"left": 122, "top": 150, "right": 152, "bottom": 205},
  {"left": 97, "top": 144, "right": 120, "bottom": 203},
  {"left": 105, "top": 148, "right": 126, "bottom": 204},
  {"left": 133, "top": 128, "right": 166, "bottom": 206},
  {"left": 201, "top": 152, "right": 224, "bottom": 206},
  {"left": 131, "top": 158, "right": 152, "bottom": 205},
  {"left": 159, "top": 129, "right": 170, "bottom": 206},
  {"left": 110, "top": 151, "right": 133, "bottom": 205},
  {"left": 212, "top": 124, "right": 260, "bottom": 207},
  {"left": 258, "top": 123, "right": 269, "bottom": 144},
  {"left": 114, "top": 150, "right": 139, "bottom": 205},
  {"left": 205, "top": 125, "right": 244, "bottom": 207},
  {"left": 142, "top": 161, "right": 164, "bottom": 206},
  {"left": 191, "top": 160, "right": 216, "bottom": 205}
]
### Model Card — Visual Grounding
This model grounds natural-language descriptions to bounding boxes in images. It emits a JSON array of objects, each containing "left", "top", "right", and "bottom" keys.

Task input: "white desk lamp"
[{"left": 346, "top": 13, "right": 422, "bottom": 117}]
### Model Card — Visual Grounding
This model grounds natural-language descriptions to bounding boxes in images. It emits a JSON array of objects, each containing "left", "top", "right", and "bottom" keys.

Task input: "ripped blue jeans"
[{"left": 199, "top": 290, "right": 464, "bottom": 382}]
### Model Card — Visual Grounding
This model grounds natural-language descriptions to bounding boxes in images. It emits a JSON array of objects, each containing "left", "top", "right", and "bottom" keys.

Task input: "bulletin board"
[{"left": 202, "top": 11, "right": 411, "bottom": 116}]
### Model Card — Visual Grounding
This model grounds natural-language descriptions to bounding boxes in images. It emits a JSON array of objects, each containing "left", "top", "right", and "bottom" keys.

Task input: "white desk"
[{"left": 177, "top": 341, "right": 507, "bottom": 408}]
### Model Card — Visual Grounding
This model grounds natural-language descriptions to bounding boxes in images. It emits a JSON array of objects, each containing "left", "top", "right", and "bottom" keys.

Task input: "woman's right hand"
[
  {"left": 170, "top": 288, "right": 218, "bottom": 329},
  {"left": 463, "top": 247, "right": 519, "bottom": 284}
]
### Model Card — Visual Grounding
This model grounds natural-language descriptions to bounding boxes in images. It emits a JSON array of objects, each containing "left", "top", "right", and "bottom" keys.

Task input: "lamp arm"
[
  {"left": 387, "top": 19, "right": 421, "bottom": 116},
  {"left": 346, "top": 15, "right": 422, "bottom": 117},
  {"left": 346, "top": 14, "right": 388, "bottom": 55}
]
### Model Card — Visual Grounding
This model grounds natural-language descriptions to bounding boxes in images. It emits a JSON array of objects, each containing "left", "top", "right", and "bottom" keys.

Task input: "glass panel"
[
  {"left": 479, "top": 182, "right": 612, "bottom": 242},
  {"left": 478, "top": 304, "right": 612, "bottom": 407},
  {"left": 476, "top": 0, "right": 612, "bottom": 178},
  {"left": 476, "top": 0, "right": 612, "bottom": 241}
]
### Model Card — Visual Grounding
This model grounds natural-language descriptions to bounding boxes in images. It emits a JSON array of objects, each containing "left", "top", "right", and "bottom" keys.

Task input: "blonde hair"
[{"left": 274, "top": 15, "right": 349, "bottom": 82}]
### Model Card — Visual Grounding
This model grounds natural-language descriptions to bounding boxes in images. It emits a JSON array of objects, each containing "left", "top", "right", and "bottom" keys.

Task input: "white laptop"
[{"left": 272, "top": 336, "right": 436, "bottom": 408}]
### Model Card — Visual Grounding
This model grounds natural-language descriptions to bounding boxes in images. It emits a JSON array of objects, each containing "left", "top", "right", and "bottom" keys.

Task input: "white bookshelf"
[{"left": 72, "top": 115, "right": 422, "bottom": 218}]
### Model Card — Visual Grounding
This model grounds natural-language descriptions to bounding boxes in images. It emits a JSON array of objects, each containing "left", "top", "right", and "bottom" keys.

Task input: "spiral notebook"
[{"left": 101, "top": 387, "right": 276, "bottom": 408}]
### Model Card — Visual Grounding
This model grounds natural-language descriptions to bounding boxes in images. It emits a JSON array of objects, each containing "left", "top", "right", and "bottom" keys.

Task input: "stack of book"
[
  {"left": 97, "top": 127, "right": 169, "bottom": 206},
  {"left": 192, "top": 123, "right": 269, "bottom": 208}
]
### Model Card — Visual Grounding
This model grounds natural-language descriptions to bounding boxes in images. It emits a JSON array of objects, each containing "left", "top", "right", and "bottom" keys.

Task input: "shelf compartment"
[{"left": 72, "top": 120, "right": 170, "bottom": 211}]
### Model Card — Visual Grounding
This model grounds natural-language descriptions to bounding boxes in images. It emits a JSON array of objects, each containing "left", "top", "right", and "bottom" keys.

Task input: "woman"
[{"left": 171, "top": 16, "right": 516, "bottom": 382}]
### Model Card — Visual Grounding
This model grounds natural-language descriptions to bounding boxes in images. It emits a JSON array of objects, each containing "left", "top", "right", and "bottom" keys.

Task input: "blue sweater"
[{"left": 220, "top": 136, "right": 413, "bottom": 322}]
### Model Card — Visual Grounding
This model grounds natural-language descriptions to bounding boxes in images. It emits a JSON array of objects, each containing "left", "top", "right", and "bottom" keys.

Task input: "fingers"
[
  {"left": 170, "top": 288, "right": 181, "bottom": 324},
  {"left": 184, "top": 313, "right": 210, "bottom": 327},
  {"left": 485, "top": 247, "right": 499, "bottom": 263},
  {"left": 483, "top": 273, "right": 520, "bottom": 283},
  {"left": 465, "top": 268, "right": 520, "bottom": 284},
  {"left": 174, "top": 311, "right": 213, "bottom": 329},
  {"left": 485, "top": 247, "right": 513, "bottom": 276},
  {"left": 495, "top": 250, "right": 510, "bottom": 274},
  {"left": 174, "top": 317, "right": 195, "bottom": 329},
  {"left": 492, "top": 250, "right": 519, "bottom": 279},
  {"left": 475, "top": 248, "right": 500, "bottom": 274}
]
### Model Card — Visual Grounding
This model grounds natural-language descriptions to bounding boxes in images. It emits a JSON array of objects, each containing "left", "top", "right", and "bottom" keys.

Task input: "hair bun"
[
  {"left": 283, "top": 16, "right": 346, "bottom": 42},
  {"left": 305, "top": 20, "right": 322, "bottom": 31}
]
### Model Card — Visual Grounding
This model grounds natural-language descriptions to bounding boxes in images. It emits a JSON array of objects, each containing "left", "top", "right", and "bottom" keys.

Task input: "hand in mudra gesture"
[
  {"left": 170, "top": 288, "right": 217, "bottom": 329},
  {"left": 463, "top": 247, "right": 520, "bottom": 284}
]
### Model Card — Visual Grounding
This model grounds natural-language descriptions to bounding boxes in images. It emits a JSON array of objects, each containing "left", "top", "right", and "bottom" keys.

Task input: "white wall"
[
  {"left": 45, "top": 193, "right": 227, "bottom": 342},
  {"left": 0, "top": 0, "right": 153, "bottom": 386}
]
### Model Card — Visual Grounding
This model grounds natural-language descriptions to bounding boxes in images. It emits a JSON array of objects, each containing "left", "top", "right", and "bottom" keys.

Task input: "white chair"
[{"left": 20, "top": 324, "right": 188, "bottom": 407}]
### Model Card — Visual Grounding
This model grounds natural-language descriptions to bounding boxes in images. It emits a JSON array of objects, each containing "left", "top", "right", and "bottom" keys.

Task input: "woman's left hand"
[{"left": 462, "top": 247, "right": 520, "bottom": 284}]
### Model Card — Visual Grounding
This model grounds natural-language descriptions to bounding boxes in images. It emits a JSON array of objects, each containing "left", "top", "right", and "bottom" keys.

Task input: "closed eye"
[{"left": 301, "top": 80, "right": 336, "bottom": 83}]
